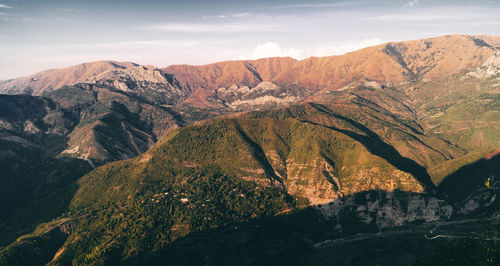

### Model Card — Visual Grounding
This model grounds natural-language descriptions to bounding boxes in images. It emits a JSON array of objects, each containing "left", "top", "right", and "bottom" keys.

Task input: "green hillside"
[
  {"left": 0, "top": 108, "right": 444, "bottom": 264},
  {"left": 2, "top": 78, "right": 499, "bottom": 265}
]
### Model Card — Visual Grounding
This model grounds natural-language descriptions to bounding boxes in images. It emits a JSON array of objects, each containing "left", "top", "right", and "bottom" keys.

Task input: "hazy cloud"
[
  {"left": 232, "top": 12, "right": 251, "bottom": 18},
  {"left": 55, "top": 8, "right": 78, "bottom": 13},
  {"left": 38, "top": 40, "right": 204, "bottom": 51},
  {"left": 216, "top": 12, "right": 251, "bottom": 19},
  {"left": 366, "top": 14, "right": 449, "bottom": 21},
  {"left": 0, "top": 3, "right": 11, "bottom": 15},
  {"left": 272, "top": 1, "right": 372, "bottom": 9},
  {"left": 141, "top": 22, "right": 283, "bottom": 33},
  {"left": 312, "top": 38, "right": 383, "bottom": 57},
  {"left": 405, "top": 0, "right": 418, "bottom": 8}
]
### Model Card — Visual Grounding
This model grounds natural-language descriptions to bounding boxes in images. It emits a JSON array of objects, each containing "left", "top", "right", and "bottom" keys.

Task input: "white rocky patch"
[
  {"left": 217, "top": 84, "right": 250, "bottom": 95},
  {"left": 466, "top": 52, "right": 500, "bottom": 79},
  {"left": 363, "top": 80, "right": 383, "bottom": 89},
  {"left": 0, "top": 119, "right": 13, "bottom": 130},
  {"left": 23, "top": 120, "right": 40, "bottom": 134},
  {"left": 253, "top": 81, "right": 280, "bottom": 92},
  {"left": 315, "top": 191, "right": 453, "bottom": 229},
  {"left": 217, "top": 81, "right": 301, "bottom": 109},
  {"left": 460, "top": 199, "right": 481, "bottom": 214},
  {"left": 88, "top": 66, "right": 168, "bottom": 84},
  {"left": 230, "top": 95, "right": 297, "bottom": 108},
  {"left": 85, "top": 66, "right": 185, "bottom": 97},
  {"left": 61, "top": 145, "right": 79, "bottom": 154}
]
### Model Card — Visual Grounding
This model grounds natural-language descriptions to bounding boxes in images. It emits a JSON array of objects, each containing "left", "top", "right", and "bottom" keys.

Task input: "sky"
[{"left": 0, "top": 0, "right": 500, "bottom": 80}]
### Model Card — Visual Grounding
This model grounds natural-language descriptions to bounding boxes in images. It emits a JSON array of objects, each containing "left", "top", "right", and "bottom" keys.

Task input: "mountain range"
[{"left": 0, "top": 34, "right": 500, "bottom": 265}]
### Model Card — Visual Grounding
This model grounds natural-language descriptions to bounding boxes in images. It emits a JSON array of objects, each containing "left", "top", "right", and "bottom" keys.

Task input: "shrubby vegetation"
[{"left": 52, "top": 166, "right": 294, "bottom": 265}]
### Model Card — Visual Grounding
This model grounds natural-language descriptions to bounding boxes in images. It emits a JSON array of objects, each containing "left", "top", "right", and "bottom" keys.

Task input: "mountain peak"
[
  {"left": 0, "top": 35, "right": 498, "bottom": 107},
  {"left": 0, "top": 61, "right": 138, "bottom": 95}
]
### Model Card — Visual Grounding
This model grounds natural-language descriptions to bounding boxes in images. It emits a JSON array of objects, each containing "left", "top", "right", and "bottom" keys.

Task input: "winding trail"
[{"left": 314, "top": 217, "right": 500, "bottom": 249}]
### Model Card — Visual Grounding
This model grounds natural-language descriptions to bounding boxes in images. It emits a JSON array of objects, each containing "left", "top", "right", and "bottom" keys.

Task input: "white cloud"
[
  {"left": 38, "top": 40, "right": 204, "bottom": 51},
  {"left": 232, "top": 12, "right": 251, "bottom": 18},
  {"left": 242, "top": 39, "right": 383, "bottom": 60},
  {"left": 405, "top": 0, "right": 418, "bottom": 8},
  {"left": 216, "top": 12, "right": 251, "bottom": 19},
  {"left": 0, "top": 4, "right": 12, "bottom": 9},
  {"left": 245, "top": 42, "right": 303, "bottom": 60}
]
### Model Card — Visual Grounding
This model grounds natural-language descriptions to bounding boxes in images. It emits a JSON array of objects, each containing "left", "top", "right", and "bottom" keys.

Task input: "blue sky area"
[{"left": 1, "top": 0, "right": 499, "bottom": 79}]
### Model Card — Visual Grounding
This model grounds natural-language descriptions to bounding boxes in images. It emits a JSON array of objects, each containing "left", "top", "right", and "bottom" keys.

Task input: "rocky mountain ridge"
[
  {"left": 0, "top": 61, "right": 138, "bottom": 96},
  {"left": 2, "top": 35, "right": 499, "bottom": 108}
]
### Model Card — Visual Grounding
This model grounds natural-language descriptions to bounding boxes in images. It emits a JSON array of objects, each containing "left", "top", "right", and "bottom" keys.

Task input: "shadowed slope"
[{"left": 439, "top": 153, "right": 500, "bottom": 203}]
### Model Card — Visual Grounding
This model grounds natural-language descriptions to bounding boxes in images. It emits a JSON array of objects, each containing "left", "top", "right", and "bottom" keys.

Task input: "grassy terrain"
[
  {"left": 414, "top": 76, "right": 500, "bottom": 152},
  {"left": 0, "top": 112, "right": 435, "bottom": 264}
]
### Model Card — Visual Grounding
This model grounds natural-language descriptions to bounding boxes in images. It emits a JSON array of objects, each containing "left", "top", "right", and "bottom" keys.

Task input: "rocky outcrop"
[
  {"left": 216, "top": 81, "right": 306, "bottom": 110},
  {"left": 315, "top": 191, "right": 453, "bottom": 229},
  {"left": 86, "top": 66, "right": 187, "bottom": 105},
  {"left": 467, "top": 52, "right": 500, "bottom": 79},
  {"left": 456, "top": 174, "right": 498, "bottom": 215}
]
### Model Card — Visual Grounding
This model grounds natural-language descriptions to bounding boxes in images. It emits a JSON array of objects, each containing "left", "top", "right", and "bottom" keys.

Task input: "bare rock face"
[
  {"left": 282, "top": 157, "right": 424, "bottom": 206},
  {"left": 456, "top": 174, "right": 499, "bottom": 215},
  {"left": 86, "top": 66, "right": 187, "bottom": 104},
  {"left": 87, "top": 66, "right": 173, "bottom": 88},
  {"left": 215, "top": 81, "right": 307, "bottom": 110},
  {"left": 315, "top": 191, "right": 453, "bottom": 230},
  {"left": 467, "top": 52, "right": 500, "bottom": 79}
]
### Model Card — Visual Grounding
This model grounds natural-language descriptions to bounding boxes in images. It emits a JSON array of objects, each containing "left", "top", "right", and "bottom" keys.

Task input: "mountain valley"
[{"left": 0, "top": 34, "right": 500, "bottom": 265}]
